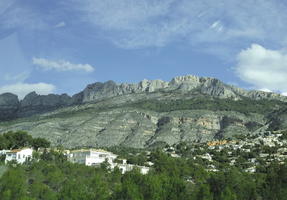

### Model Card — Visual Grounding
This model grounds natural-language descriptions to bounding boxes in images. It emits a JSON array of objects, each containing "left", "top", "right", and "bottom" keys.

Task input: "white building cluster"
[
  {"left": 68, "top": 149, "right": 117, "bottom": 166},
  {"left": 1, "top": 148, "right": 33, "bottom": 164},
  {"left": 68, "top": 149, "right": 150, "bottom": 174},
  {"left": 0, "top": 147, "right": 150, "bottom": 174}
]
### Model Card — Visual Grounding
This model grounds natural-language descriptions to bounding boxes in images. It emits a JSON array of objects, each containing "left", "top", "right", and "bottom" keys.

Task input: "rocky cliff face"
[
  {"left": 0, "top": 93, "right": 19, "bottom": 120},
  {"left": 0, "top": 74, "right": 286, "bottom": 148},
  {"left": 19, "top": 92, "right": 74, "bottom": 117},
  {"left": 79, "top": 79, "right": 169, "bottom": 102},
  {"left": 1, "top": 74, "right": 285, "bottom": 120},
  {"left": 0, "top": 101, "right": 266, "bottom": 148},
  {"left": 0, "top": 92, "right": 74, "bottom": 120},
  {"left": 75, "top": 75, "right": 286, "bottom": 103}
]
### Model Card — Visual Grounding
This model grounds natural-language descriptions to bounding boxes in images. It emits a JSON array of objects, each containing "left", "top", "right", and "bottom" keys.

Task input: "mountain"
[{"left": 0, "top": 75, "right": 287, "bottom": 148}]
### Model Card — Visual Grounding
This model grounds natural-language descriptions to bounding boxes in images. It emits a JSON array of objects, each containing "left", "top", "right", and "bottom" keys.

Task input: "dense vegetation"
[
  {"left": 131, "top": 97, "right": 285, "bottom": 115},
  {"left": 0, "top": 131, "right": 50, "bottom": 150},
  {"left": 0, "top": 147, "right": 287, "bottom": 199}
]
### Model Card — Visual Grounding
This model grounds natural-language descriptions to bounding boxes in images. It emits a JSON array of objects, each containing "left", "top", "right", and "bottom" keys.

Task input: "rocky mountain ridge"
[
  {"left": 0, "top": 75, "right": 285, "bottom": 121},
  {"left": 77, "top": 75, "right": 286, "bottom": 102},
  {"left": 0, "top": 75, "right": 286, "bottom": 149}
]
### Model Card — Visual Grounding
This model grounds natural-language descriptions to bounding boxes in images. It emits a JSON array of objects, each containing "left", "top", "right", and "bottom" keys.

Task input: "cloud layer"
[
  {"left": 33, "top": 58, "right": 95, "bottom": 72},
  {"left": 0, "top": 82, "right": 55, "bottom": 99},
  {"left": 235, "top": 44, "right": 287, "bottom": 93},
  {"left": 2, "top": 0, "right": 287, "bottom": 50},
  {"left": 73, "top": 0, "right": 287, "bottom": 49}
]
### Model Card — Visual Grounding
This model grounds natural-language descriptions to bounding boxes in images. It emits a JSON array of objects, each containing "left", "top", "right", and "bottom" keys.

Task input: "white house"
[
  {"left": 68, "top": 149, "right": 150, "bottom": 174},
  {"left": 0, "top": 150, "right": 9, "bottom": 156},
  {"left": 113, "top": 163, "right": 150, "bottom": 174},
  {"left": 5, "top": 148, "right": 33, "bottom": 164},
  {"left": 68, "top": 149, "right": 117, "bottom": 166}
]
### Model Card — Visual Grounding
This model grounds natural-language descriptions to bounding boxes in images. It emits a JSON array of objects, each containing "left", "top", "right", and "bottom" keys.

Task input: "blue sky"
[{"left": 1, "top": 0, "right": 287, "bottom": 98}]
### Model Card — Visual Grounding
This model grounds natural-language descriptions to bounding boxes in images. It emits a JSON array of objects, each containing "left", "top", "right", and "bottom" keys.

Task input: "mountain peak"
[
  {"left": 72, "top": 74, "right": 287, "bottom": 103},
  {"left": 0, "top": 74, "right": 286, "bottom": 121}
]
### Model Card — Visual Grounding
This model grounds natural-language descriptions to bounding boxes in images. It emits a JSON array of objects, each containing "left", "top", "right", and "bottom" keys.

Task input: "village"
[
  {"left": 0, "top": 147, "right": 150, "bottom": 175},
  {"left": 2, "top": 129, "right": 287, "bottom": 176},
  {"left": 1, "top": 130, "right": 287, "bottom": 199},
  {"left": 163, "top": 130, "right": 287, "bottom": 173}
]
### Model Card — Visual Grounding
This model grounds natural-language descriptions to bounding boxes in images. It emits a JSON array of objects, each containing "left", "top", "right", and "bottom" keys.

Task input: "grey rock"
[
  {"left": 19, "top": 92, "right": 73, "bottom": 117},
  {"left": 75, "top": 75, "right": 287, "bottom": 103},
  {"left": 0, "top": 91, "right": 74, "bottom": 119},
  {"left": 79, "top": 79, "right": 169, "bottom": 102},
  {"left": 0, "top": 104, "right": 265, "bottom": 148},
  {"left": 0, "top": 93, "right": 19, "bottom": 120},
  {"left": 0, "top": 74, "right": 286, "bottom": 149}
]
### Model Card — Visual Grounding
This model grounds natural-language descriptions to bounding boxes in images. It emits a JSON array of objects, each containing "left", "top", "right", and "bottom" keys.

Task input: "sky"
[{"left": 1, "top": 0, "right": 287, "bottom": 99}]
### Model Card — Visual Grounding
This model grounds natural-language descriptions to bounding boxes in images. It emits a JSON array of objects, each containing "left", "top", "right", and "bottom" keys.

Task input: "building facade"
[
  {"left": 68, "top": 149, "right": 117, "bottom": 166},
  {"left": 5, "top": 148, "right": 33, "bottom": 164}
]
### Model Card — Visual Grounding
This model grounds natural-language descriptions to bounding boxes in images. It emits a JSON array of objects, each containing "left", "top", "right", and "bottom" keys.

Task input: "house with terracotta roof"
[{"left": 5, "top": 148, "right": 33, "bottom": 164}]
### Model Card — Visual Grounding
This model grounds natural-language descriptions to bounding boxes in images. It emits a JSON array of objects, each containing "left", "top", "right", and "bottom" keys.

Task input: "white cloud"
[
  {"left": 54, "top": 21, "right": 66, "bottom": 28},
  {"left": 70, "top": 0, "right": 287, "bottom": 49},
  {"left": 4, "top": 72, "right": 30, "bottom": 82},
  {"left": 0, "top": 3, "right": 47, "bottom": 31},
  {"left": 210, "top": 21, "right": 224, "bottom": 32},
  {"left": 259, "top": 88, "right": 272, "bottom": 93},
  {"left": 235, "top": 44, "right": 287, "bottom": 92},
  {"left": 32, "top": 58, "right": 95, "bottom": 72},
  {"left": 2, "top": 0, "right": 287, "bottom": 51},
  {"left": 0, "top": 82, "right": 56, "bottom": 99}
]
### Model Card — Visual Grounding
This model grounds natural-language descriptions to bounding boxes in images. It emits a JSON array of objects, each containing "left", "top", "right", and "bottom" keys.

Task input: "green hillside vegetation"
[
  {"left": 0, "top": 166, "right": 7, "bottom": 178},
  {"left": 0, "top": 131, "right": 50, "bottom": 150},
  {"left": 131, "top": 97, "right": 285, "bottom": 114},
  {"left": 6, "top": 97, "right": 283, "bottom": 124},
  {"left": 0, "top": 148, "right": 287, "bottom": 200}
]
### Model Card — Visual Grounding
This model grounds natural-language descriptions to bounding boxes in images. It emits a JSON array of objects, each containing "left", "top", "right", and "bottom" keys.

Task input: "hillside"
[{"left": 0, "top": 75, "right": 287, "bottom": 148}]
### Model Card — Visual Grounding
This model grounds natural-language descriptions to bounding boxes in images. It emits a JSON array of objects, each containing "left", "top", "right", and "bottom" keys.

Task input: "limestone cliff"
[
  {"left": 75, "top": 75, "right": 286, "bottom": 103},
  {"left": 0, "top": 93, "right": 19, "bottom": 120},
  {"left": 0, "top": 74, "right": 286, "bottom": 148}
]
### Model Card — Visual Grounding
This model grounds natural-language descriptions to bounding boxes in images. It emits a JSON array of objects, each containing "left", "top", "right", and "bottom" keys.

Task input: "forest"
[{"left": 0, "top": 147, "right": 287, "bottom": 199}]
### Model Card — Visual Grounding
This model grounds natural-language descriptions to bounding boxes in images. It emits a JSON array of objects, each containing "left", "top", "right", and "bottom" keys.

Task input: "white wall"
[{"left": 5, "top": 148, "right": 33, "bottom": 164}]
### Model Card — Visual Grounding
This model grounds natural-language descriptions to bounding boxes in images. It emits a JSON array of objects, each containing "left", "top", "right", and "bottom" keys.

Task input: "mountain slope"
[{"left": 0, "top": 75, "right": 286, "bottom": 148}]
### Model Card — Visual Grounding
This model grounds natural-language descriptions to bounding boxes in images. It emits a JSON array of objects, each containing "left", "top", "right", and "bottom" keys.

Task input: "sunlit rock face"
[
  {"left": 73, "top": 75, "right": 287, "bottom": 103},
  {"left": 0, "top": 74, "right": 286, "bottom": 148}
]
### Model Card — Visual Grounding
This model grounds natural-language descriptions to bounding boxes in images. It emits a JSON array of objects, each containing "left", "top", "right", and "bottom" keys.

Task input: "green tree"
[
  {"left": 195, "top": 184, "right": 213, "bottom": 200},
  {"left": 0, "top": 168, "right": 29, "bottom": 200},
  {"left": 30, "top": 181, "right": 57, "bottom": 200},
  {"left": 89, "top": 173, "right": 110, "bottom": 200},
  {"left": 32, "top": 138, "right": 50, "bottom": 150},
  {"left": 220, "top": 187, "right": 237, "bottom": 200},
  {"left": 0, "top": 135, "right": 8, "bottom": 150},
  {"left": 58, "top": 180, "right": 91, "bottom": 200}
]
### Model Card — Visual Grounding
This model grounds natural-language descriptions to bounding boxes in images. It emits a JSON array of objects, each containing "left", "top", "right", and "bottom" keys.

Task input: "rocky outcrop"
[
  {"left": 0, "top": 74, "right": 286, "bottom": 149},
  {"left": 0, "top": 92, "right": 74, "bottom": 120},
  {"left": 80, "top": 79, "right": 169, "bottom": 102},
  {"left": 1, "top": 75, "right": 287, "bottom": 121},
  {"left": 0, "top": 93, "right": 19, "bottom": 120},
  {"left": 74, "top": 75, "right": 287, "bottom": 103},
  {"left": 18, "top": 92, "right": 74, "bottom": 117},
  {"left": 0, "top": 103, "right": 266, "bottom": 148}
]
